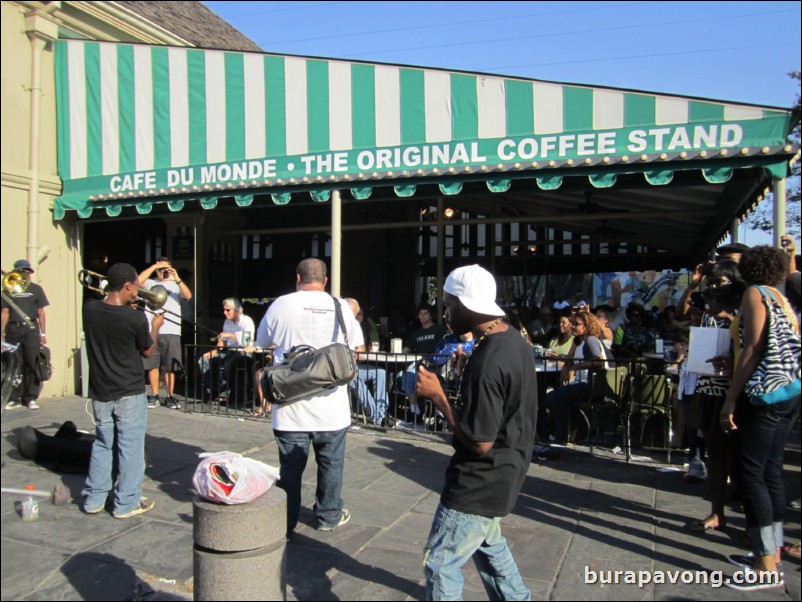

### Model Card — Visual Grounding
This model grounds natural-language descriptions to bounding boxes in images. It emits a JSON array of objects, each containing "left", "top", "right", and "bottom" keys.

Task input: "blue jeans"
[
  {"left": 544, "top": 382, "right": 591, "bottom": 441},
  {"left": 82, "top": 393, "right": 148, "bottom": 515},
  {"left": 424, "top": 503, "right": 530, "bottom": 601},
  {"left": 350, "top": 363, "right": 388, "bottom": 423},
  {"left": 200, "top": 351, "right": 243, "bottom": 398},
  {"left": 737, "top": 395, "right": 800, "bottom": 557},
  {"left": 274, "top": 427, "right": 347, "bottom": 533}
]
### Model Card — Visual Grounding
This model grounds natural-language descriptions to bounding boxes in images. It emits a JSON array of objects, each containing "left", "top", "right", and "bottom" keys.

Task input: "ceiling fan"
[
  {"left": 575, "top": 191, "right": 630, "bottom": 214},
  {"left": 594, "top": 220, "right": 635, "bottom": 238}
]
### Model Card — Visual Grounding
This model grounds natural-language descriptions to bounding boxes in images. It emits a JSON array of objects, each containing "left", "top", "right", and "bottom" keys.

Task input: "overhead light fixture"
[{"left": 443, "top": 208, "right": 456, "bottom": 219}]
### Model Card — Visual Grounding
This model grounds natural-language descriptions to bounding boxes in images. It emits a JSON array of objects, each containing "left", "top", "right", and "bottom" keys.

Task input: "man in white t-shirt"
[
  {"left": 255, "top": 258, "right": 363, "bottom": 536},
  {"left": 138, "top": 257, "right": 191, "bottom": 409},
  {"left": 200, "top": 298, "right": 256, "bottom": 400}
]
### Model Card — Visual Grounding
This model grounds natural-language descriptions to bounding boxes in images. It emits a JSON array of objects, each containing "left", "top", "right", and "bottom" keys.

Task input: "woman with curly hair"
[
  {"left": 719, "top": 245, "right": 801, "bottom": 591},
  {"left": 544, "top": 311, "right": 610, "bottom": 444}
]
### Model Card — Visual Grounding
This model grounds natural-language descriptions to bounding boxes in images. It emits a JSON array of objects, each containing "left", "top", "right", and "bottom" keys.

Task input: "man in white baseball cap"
[
  {"left": 442, "top": 264, "right": 506, "bottom": 317},
  {"left": 416, "top": 264, "right": 537, "bottom": 600}
]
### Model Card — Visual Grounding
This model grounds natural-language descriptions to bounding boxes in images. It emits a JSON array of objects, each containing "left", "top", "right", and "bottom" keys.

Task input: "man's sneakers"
[
  {"left": 6, "top": 399, "right": 40, "bottom": 410},
  {"left": 113, "top": 497, "right": 155, "bottom": 519},
  {"left": 317, "top": 508, "right": 351, "bottom": 531},
  {"left": 684, "top": 461, "right": 707, "bottom": 481},
  {"left": 149, "top": 394, "right": 179, "bottom": 409}
]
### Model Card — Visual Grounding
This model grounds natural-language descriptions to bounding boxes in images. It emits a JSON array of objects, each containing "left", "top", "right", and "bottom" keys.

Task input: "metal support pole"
[
  {"left": 773, "top": 177, "right": 787, "bottom": 246},
  {"left": 436, "top": 198, "right": 445, "bottom": 320},
  {"left": 331, "top": 190, "right": 342, "bottom": 297}
]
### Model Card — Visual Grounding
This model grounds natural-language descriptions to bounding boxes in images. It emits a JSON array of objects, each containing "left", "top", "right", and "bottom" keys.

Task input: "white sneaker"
[
  {"left": 4, "top": 400, "right": 22, "bottom": 410},
  {"left": 684, "top": 462, "right": 707, "bottom": 481},
  {"left": 113, "top": 497, "right": 155, "bottom": 519},
  {"left": 27, "top": 400, "right": 40, "bottom": 410},
  {"left": 724, "top": 567, "right": 784, "bottom": 591},
  {"left": 317, "top": 508, "right": 351, "bottom": 531}
]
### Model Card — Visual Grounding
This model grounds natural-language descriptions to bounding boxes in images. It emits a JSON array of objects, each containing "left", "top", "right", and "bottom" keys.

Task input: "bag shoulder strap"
[
  {"left": 330, "top": 295, "right": 350, "bottom": 347},
  {"left": 754, "top": 285, "right": 800, "bottom": 334}
]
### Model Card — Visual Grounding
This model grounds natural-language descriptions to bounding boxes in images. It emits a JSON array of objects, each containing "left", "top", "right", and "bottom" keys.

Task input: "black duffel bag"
[
  {"left": 262, "top": 296, "right": 357, "bottom": 405},
  {"left": 36, "top": 345, "right": 53, "bottom": 382}
]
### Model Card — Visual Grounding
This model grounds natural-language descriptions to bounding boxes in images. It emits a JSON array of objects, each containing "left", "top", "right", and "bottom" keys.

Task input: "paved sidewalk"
[{"left": 1, "top": 396, "right": 799, "bottom": 601}]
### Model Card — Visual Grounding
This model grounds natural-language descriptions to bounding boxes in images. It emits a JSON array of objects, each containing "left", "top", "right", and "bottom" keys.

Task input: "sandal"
[
  {"left": 782, "top": 542, "right": 801, "bottom": 558},
  {"left": 688, "top": 516, "right": 726, "bottom": 532}
]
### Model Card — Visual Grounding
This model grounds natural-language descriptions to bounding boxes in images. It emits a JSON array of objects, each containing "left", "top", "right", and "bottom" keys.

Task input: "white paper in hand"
[{"left": 686, "top": 326, "right": 731, "bottom": 375}]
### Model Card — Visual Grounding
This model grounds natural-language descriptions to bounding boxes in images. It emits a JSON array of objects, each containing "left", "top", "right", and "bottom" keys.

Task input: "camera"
[
  {"left": 416, "top": 357, "right": 439, "bottom": 372},
  {"left": 690, "top": 291, "right": 706, "bottom": 310}
]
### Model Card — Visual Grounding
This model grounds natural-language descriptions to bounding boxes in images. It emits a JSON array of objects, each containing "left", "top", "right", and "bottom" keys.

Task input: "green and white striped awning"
[{"left": 54, "top": 40, "right": 797, "bottom": 218}]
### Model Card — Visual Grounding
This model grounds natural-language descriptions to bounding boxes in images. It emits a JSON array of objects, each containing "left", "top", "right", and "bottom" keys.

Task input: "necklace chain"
[{"left": 455, "top": 318, "right": 503, "bottom": 408}]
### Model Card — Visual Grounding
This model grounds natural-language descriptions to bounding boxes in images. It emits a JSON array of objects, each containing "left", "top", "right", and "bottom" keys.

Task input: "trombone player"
[
  {"left": 138, "top": 257, "right": 191, "bottom": 409},
  {"left": 1, "top": 259, "right": 49, "bottom": 410}
]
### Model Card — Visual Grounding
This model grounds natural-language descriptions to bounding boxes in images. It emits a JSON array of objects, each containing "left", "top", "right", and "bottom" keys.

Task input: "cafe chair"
[
  {"left": 581, "top": 364, "right": 629, "bottom": 452},
  {"left": 626, "top": 371, "right": 673, "bottom": 463}
]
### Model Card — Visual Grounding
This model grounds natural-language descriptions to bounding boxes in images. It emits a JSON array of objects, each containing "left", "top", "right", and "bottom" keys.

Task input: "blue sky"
[
  {"left": 203, "top": 1, "right": 800, "bottom": 244},
  {"left": 204, "top": 1, "right": 800, "bottom": 109}
]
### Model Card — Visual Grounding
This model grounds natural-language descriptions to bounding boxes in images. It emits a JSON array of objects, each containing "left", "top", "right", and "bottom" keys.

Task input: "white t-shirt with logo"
[
  {"left": 223, "top": 314, "right": 255, "bottom": 347},
  {"left": 257, "top": 290, "right": 363, "bottom": 432}
]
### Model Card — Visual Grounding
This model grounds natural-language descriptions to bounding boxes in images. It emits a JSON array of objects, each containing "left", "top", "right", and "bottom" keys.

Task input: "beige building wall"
[{"left": 1, "top": 1, "right": 194, "bottom": 397}]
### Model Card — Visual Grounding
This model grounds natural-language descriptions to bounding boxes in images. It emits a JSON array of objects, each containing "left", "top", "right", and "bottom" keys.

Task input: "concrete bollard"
[{"left": 193, "top": 486, "right": 287, "bottom": 601}]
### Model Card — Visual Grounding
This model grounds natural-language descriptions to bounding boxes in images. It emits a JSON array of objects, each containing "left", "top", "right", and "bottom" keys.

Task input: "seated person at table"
[
  {"left": 544, "top": 311, "right": 610, "bottom": 444},
  {"left": 399, "top": 303, "right": 448, "bottom": 415},
  {"left": 593, "top": 305, "right": 615, "bottom": 349},
  {"left": 429, "top": 328, "right": 475, "bottom": 395},
  {"left": 403, "top": 303, "right": 448, "bottom": 354},
  {"left": 526, "top": 306, "right": 554, "bottom": 346},
  {"left": 612, "top": 304, "right": 654, "bottom": 357},
  {"left": 198, "top": 298, "right": 255, "bottom": 399},
  {"left": 545, "top": 312, "right": 575, "bottom": 357},
  {"left": 346, "top": 298, "right": 389, "bottom": 426}
]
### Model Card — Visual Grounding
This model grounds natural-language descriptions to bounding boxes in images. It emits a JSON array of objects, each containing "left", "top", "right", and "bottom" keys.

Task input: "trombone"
[
  {"left": 77, "top": 268, "right": 219, "bottom": 338},
  {"left": 78, "top": 268, "right": 167, "bottom": 310}
]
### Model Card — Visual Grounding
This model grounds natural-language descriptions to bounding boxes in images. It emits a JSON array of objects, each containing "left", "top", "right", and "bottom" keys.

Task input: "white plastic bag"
[{"left": 192, "top": 451, "right": 280, "bottom": 505}]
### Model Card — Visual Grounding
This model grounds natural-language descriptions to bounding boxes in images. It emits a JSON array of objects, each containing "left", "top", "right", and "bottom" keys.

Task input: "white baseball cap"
[{"left": 444, "top": 265, "right": 505, "bottom": 317}]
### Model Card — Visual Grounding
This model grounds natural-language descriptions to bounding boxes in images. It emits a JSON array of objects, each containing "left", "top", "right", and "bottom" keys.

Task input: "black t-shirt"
[
  {"left": 83, "top": 300, "right": 152, "bottom": 401},
  {"left": 406, "top": 324, "right": 448, "bottom": 354},
  {"left": 1, "top": 282, "right": 49, "bottom": 322},
  {"left": 441, "top": 328, "right": 538, "bottom": 517}
]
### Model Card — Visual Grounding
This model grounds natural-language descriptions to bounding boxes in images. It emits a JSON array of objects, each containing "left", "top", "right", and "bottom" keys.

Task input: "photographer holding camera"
[{"left": 138, "top": 257, "right": 191, "bottom": 409}]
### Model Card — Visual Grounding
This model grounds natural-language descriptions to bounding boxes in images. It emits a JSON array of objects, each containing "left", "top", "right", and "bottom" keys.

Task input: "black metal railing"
[
  {"left": 178, "top": 346, "right": 458, "bottom": 434},
  {"left": 536, "top": 354, "right": 677, "bottom": 461},
  {"left": 176, "top": 345, "right": 680, "bottom": 458}
]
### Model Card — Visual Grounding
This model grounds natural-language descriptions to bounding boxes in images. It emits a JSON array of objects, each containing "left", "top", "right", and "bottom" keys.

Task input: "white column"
[{"left": 331, "top": 190, "right": 342, "bottom": 297}]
